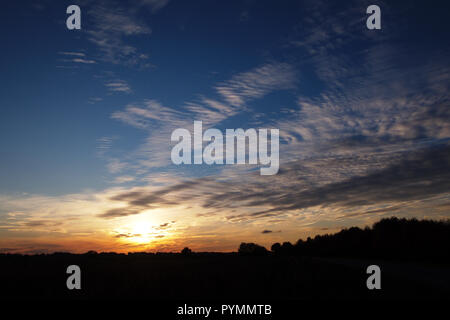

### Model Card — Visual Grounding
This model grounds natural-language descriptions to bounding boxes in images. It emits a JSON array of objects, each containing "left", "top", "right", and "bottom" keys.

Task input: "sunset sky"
[{"left": 0, "top": 0, "right": 449, "bottom": 254}]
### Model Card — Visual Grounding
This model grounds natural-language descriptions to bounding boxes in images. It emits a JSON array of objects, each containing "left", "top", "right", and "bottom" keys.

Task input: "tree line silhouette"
[
  {"left": 1, "top": 217, "right": 449, "bottom": 299},
  {"left": 238, "top": 217, "right": 450, "bottom": 262}
]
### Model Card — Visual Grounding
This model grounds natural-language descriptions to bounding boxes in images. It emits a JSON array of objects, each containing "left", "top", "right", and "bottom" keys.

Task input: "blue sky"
[
  {"left": 0, "top": 0, "right": 449, "bottom": 253},
  {"left": 0, "top": 0, "right": 312, "bottom": 195}
]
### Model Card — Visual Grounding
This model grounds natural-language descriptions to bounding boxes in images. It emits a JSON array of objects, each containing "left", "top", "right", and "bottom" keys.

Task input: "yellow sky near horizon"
[{"left": 1, "top": 187, "right": 449, "bottom": 254}]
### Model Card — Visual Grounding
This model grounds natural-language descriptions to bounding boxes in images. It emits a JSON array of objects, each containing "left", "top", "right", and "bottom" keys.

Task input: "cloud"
[
  {"left": 105, "top": 80, "right": 132, "bottom": 93},
  {"left": 110, "top": 99, "right": 189, "bottom": 169},
  {"left": 97, "top": 143, "right": 450, "bottom": 222},
  {"left": 107, "top": 159, "right": 128, "bottom": 173},
  {"left": 215, "top": 62, "right": 296, "bottom": 107},
  {"left": 288, "top": 0, "right": 375, "bottom": 57},
  {"left": 22, "top": 220, "right": 63, "bottom": 228},
  {"left": 114, "top": 233, "right": 141, "bottom": 238},
  {"left": 57, "top": 51, "right": 97, "bottom": 66},
  {"left": 71, "top": 58, "right": 97, "bottom": 64},
  {"left": 156, "top": 222, "right": 175, "bottom": 230},
  {"left": 183, "top": 97, "right": 241, "bottom": 127},
  {"left": 58, "top": 51, "right": 86, "bottom": 57},
  {"left": 98, "top": 206, "right": 144, "bottom": 218},
  {"left": 96, "top": 136, "right": 114, "bottom": 156},
  {"left": 112, "top": 99, "right": 185, "bottom": 129},
  {"left": 0, "top": 191, "right": 113, "bottom": 237},
  {"left": 109, "top": 95, "right": 241, "bottom": 172},
  {"left": 4, "top": 0, "right": 449, "bottom": 254},
  {"left": 225, "top": 144, "right": 450, "bottom": 221},
  {"left": 113, "top": 176, "right": 136, "bottom": 184},
  {"left": 271, "top": 5, "right": 450, "bottom": 168},
  {"left": 138, "top": 0, "right": 170, "bottom": 13},
  {"left": 85, "top": 0, "right": 450, "bottom": 228},
  {"left": 107, "top": 61, "right": 298, "bottom": 174},
  {"left": 239, "top": 11, "right": 249, "bottom": 22},
  {"left": 85, "top": 0, "right": 169, "bottom": 66},
  {"left": 89, "top": 97, "right": 103, "bottom": 104}
]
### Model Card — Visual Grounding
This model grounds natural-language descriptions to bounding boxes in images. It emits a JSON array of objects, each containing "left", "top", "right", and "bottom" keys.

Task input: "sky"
[{"left": 0, "top": 0, "right": 449, "bottom": 254}]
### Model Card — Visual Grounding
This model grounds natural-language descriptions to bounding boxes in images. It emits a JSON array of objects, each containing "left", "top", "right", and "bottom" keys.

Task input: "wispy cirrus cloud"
[
  {"left": 110, "top": 99, "right": 186, "bottom": 169},
  {"left": 107, "top": 158, "right": 128, "bottom": 174},
  {"left": 89, "top": 97, "right": 103, "bottom": 104},
  {"left": 71, "top": 58, "right": 97, "bottom": 64},
  {"left": 112, "top": 61, "right": 293, "bottom": 130},
  {"left": 57, "top": 51, "right": 97, "bottom": 65},
  {"left": 58, "top": 51, "right": 86, "bottom": 57},
  {"left": 113, "top": 175, "right": 136, "bottom": 184},
  {"left": 96, "top": 136, "right": 115, "bottom": 156},
  {"left": 215, "top": 62, "right": 296, "bottom": 107},
  {"left": 183, "top": 97, "right": 239, "bottom": 126},
  {"left": 96, "top": 7, "right": 450, "bottom": 225},
  {"left": 108, "top": 61, "right": 297, "bottom": 174},
  {"left": 96, "top": 143, "right": 450, "bottom": 224},
  {"left": 138, "top": 0, "right": 170, "bottom": 12},
  {"left": 269, "top": 0, "right": 450, "bottom": 168},
  {"left": 105, "top": 79, "right": 132, "bottom": 93},
  {"left": 85, "top": 0, "right": 168, "bottom": 66}
]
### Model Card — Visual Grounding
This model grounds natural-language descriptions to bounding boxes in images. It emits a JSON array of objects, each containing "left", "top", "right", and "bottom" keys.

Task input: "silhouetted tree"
[
  {"left": 271, "top": 242, "right": 281, "bottom": 254},
  {"left": 280, "top": 242, "right": 294, "bottom": 255},
  {"left": 181, "top": 247, "right": 192, "bottom": 255},
  {"left": 238, "top": 243, "right": 268, "bottom": 256},
  {"left": 271, "top": 217, "right": 450, "bottom": 261}
]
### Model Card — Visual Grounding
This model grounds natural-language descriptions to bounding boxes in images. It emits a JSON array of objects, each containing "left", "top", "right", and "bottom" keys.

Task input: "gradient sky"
[{"left": 0, "top": 0, "right": 449, "bottom": 254}]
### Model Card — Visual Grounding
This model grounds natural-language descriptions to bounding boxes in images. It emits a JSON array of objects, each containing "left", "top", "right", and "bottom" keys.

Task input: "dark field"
[{"left": 1, "top": 252, "right": 448, "bottom": 300}]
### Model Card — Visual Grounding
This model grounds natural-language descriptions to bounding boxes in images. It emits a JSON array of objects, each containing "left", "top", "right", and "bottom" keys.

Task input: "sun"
[
  {"left": 127, "top": 220, "right": 153, "bottom": 243},
  {"left": 131, "top": 220, "right": 152, "bottom": 236},
  {"left": 111, "top": 216, "right": 155, "bottom": 244},
  {"left": 111, "top": 211, "right": 174, "bottom": 247}
]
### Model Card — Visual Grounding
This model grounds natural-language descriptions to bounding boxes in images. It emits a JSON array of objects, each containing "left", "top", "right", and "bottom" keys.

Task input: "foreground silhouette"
[
  {"left": 1, "top": 217, "right": 449, "bottom": 299},
  {"left": 270, "top": 217, "right": 450, "bottom": 262}
]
